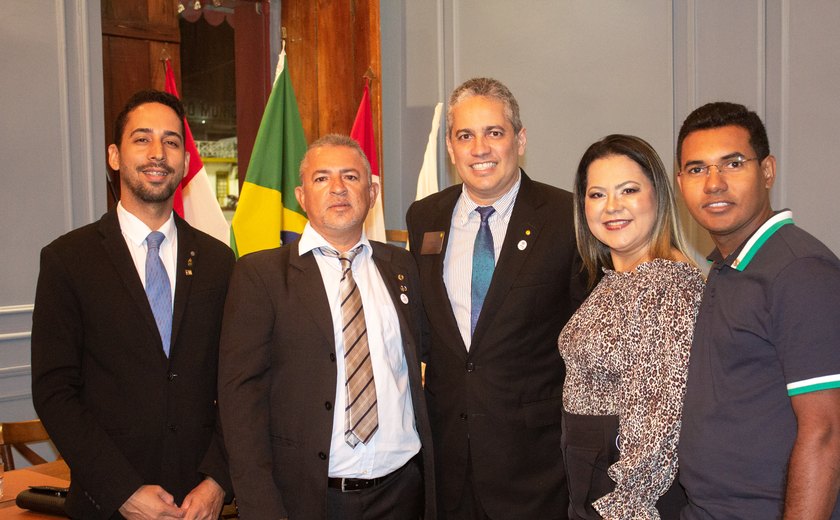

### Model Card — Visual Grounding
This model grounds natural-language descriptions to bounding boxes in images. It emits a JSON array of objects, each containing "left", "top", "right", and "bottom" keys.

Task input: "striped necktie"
[{"left": 322, "top": 245, "right": 378, "bottom": 447}]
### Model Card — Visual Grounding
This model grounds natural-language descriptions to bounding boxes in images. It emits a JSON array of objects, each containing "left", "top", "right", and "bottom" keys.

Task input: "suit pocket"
[
  {"left": 564, "top": 445, "right": 612, "bottom": 519},
  {"left": 521, "top": 396, "right": 563, "bottom": 428},
  {"left": 270, "top": 435, "right": 299, "bottom": 448}
]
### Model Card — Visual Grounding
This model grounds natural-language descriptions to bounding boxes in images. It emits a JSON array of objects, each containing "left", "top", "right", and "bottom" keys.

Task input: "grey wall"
[
  {"left": 1, "top": 0, "right": 838, "bottom": 429},
  {"left": 0, "top": 0, "right": 104, "bottom": 426},
  {"left": 381, "top": 0, "right": 840, "bottom": 258}
]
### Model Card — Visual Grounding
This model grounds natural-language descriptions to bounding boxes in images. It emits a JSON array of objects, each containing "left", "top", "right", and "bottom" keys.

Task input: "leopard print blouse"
[{"left": 558, "top": 258, "right": 704, "bottom": 519}]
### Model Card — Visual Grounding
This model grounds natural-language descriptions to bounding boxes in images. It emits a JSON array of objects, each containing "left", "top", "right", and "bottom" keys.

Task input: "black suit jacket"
[
  {"left": 31, "top": 210, "right": 235, "bottom": 519},
  {"left": 406, "top": 172, "right": 584, "bottom": 519},
  {"left": 218, "top": 240, "right": 436, "bottom": 520}
]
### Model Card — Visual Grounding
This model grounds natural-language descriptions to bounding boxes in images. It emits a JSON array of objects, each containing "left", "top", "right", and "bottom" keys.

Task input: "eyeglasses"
[{"left": 678, "top": 157, "right": 760, "bottom": 179}]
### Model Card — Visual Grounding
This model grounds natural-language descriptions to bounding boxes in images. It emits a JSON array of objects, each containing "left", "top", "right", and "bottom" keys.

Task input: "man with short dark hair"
[
  {"left": 219, "top": 135, "right": 435, "bottom": 520},
  {"left": 676, "top": 101, "right": 840, "bottom": 519},
  {"left": 32, "top": 90, "right": 234, "bottom": 519},
  {"left": 406, "top": 78, "right": 584, "bottom": 519}
]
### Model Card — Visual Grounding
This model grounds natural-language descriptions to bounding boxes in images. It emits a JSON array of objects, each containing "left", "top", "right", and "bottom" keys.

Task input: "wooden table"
[
  {"left": 0, "top": 461, "right": 70, "bottom": 518},
  {"left": 0, "top": 461, "right": 238, "bottom": 518}
]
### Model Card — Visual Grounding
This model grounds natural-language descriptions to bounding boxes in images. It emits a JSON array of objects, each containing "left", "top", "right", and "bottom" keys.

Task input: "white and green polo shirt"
[{"left": 679, "top": 210, "right": 840, "bottom": 520}]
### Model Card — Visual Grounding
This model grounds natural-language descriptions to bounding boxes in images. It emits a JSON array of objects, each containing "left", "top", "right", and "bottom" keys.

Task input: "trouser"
[{"left": 561, "top": 411, "right": 686, "bottom": 520}]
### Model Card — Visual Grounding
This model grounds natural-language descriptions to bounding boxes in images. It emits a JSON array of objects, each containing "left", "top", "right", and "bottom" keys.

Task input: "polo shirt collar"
[{"left": 707, "top": 209, "right": 795, "bottom": 271}]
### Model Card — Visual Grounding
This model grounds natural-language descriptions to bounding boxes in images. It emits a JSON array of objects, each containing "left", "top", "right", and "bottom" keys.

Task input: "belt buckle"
[{"left": 341, "top": 478, "right": 359, "bottom": 493}]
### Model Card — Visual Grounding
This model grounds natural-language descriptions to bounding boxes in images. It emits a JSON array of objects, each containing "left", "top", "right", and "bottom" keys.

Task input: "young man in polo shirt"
[{"left": 675, "top": 101, "right": 840, "bottom": 519}]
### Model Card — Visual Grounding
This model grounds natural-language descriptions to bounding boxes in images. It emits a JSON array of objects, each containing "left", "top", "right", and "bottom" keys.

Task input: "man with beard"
[{"left": 32, "top": 90, "right": 235, "bottom": 520}]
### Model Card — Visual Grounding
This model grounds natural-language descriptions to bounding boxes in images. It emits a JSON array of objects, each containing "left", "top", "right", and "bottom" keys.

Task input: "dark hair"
[
  {"left": 574, "top": 134, "right": 690, "bottom": 287},
  {"left": 113, "top": 90, "right": 185, "bottom": 146},
  {"left": 447, "top": 77, "right": 522, "bottom": 136},
  {"left": 300, "top": 134, "right": 372, "bottom": 182},
  {"left": 676, "top": 101, "right": 769, "bottom": 166}
]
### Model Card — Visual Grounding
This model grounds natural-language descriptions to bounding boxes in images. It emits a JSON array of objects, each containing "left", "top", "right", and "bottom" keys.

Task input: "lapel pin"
[
  {"left": 185, "top": 269, "right": 193, "bottom": 276},
  {"left": 400, "top": 285, "right": 408, "bottom": 292},
  {"left": 525, "top": 229, "right": 532, "bottom": 236},
  {"left": 187, "top": 258, "right": 193, "bottom": 267},
  {"left": 397, "top": 273, "right": 405, "bottom": 281},
  {"left": 400, "top": 293, "right": 409, "bottom": 304},
  {"left": 518, "top": 240, "right": 527, "bottom": 251}
]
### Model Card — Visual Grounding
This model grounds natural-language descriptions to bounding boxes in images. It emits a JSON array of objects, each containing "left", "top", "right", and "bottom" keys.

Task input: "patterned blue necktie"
[
  {"left": 471, "top": 206, "right": 496, "bottom": 335},
  {"left": 145, "top": 231, "right": 172, "bottom": 357}
]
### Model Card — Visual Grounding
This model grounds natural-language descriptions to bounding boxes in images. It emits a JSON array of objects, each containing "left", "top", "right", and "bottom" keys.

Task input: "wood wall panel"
[
  {"left": 101, "top": 0, "right": 181, "bottom": 207},
  {"left": 282, "top": 0, "right": 381, "bottom": 155},
  {"left": 316, "top": 0, "right": 355, "bottom": 136},
  {"left": 283, "top": 2, "right": 318, "bottom": 143},
  {"left": 233, "top": 1, "right": 273, "bottom": 179}
]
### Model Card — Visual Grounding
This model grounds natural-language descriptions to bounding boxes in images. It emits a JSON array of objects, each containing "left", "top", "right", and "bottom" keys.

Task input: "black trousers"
[
  {"left": 561, "top": 411, "right": 686, "bottom": 520},
  {"left": 326, "top": 456, "right": 424, "bottom": 520}
]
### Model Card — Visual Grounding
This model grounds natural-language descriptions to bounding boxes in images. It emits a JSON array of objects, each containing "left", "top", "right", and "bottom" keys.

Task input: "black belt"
[{"left": 327, "top": 454, "right": 419, "bottom": 493}]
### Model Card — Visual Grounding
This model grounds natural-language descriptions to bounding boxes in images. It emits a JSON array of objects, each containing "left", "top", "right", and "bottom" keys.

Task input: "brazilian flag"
[{"left": 230, "top": 49, "right": 308, "bottom": 257}]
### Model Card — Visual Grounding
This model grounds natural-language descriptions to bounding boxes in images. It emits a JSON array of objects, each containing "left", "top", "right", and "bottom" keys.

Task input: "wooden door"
[
  {"left": 101, "top": 0, "right": 182, "bottom": 206},
  {"left": 281, "top": 0, "right": 382, "bottom": 169}
]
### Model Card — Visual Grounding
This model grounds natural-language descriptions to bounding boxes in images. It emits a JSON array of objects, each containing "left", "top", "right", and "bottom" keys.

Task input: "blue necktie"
[
  {"left": 471, "top": 206, "right": 496, "bottom": 335},
  {"left": 145, "top": 231, "right": 172, "bottom": 357}
]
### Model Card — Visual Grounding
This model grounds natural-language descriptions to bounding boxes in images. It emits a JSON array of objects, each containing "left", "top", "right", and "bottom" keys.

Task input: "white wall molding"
[
  {"left": 0, "top": 333, "right": 31, "bottom": 343},
  {"left": 0, "top": 365, "right": 31, "bottom": 379},
  {"left": 0, "top": 305, "right": 34, "bottom": 316}
]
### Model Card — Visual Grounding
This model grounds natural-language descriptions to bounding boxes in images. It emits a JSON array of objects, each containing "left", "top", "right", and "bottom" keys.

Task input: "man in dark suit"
[
  {"left": 406, "top": 78, "right": 583, "bottom": 520},
  {"left": 31, "top": 90, "right": 234, "bottom": 519},
  {"left": 218, "top": 134, "right": 435, "bottom": 520}
]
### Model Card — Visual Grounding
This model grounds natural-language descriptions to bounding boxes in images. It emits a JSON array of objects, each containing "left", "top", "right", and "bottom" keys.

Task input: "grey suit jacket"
[{"left": 218, "top": 240, "right": 436, "bottom": 520}]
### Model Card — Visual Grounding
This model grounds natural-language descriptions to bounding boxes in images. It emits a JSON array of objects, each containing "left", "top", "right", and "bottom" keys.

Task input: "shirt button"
[{"left": 325, "top": 402, "right": 332, "bottom": 411}]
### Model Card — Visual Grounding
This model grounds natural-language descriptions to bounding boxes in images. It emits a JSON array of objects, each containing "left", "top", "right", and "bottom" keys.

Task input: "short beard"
[
  {"left": 124, "top": 163, "right": 180, "bottom": 203},
  {"left": 135, "top": 182, "right": 178, "bottom": 203}
]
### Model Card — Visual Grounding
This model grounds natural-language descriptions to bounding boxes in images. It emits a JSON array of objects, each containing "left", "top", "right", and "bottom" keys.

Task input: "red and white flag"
[
  {"left": 350, "top": 79, "right": 386, "bottom": 242},
  {"left": 164, "top": 60, "right": 230, "bottom": 245}
]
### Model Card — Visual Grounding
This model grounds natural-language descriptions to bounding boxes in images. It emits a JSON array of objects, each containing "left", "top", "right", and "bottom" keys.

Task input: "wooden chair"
[{"left": 0, "top": 420, "right": 54, "bottom": 470}]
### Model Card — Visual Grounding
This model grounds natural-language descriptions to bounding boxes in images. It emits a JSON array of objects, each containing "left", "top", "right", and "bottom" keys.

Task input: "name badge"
[{"left": 420, "top": 231, "right": 445, "bottom": 255}]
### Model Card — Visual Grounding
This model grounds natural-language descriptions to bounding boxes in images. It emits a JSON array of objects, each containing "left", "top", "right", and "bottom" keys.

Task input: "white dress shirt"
[
  {"left": 117, "top": 202, "right": 177, "bottom": 303},
  {"left": 298, "top": 223, "right": 421, "bottom": 479},
  {"left": 443, "top": 170, "right": 521, "bottom": 350}
]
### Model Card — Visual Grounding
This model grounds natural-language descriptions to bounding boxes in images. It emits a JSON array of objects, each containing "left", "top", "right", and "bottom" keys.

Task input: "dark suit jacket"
[
  {"left": 406, "top": 172, "right": 584, "bottom": 519},
  {"left": 218, "top": 240, "right": 436, "bottom": 520},
  {"left": 31, "top": 210, "right": 235, "bottom": 519}
]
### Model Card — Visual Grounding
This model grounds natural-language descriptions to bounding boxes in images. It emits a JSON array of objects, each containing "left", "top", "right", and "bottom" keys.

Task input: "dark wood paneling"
[
  {"left": 316, "top": 0, "right": 355, "bottom": 136},
  {"left": 234, "top": 1, "right": 272, "bottom": 181},
  {"left": 101, "top": 0, "right": 181, "bottom": 207},
  {"left": 282, "top": 0, "right": 381, "bottom": 148},
  {"left": 283, "top": 1, "right": 318, "bottom": 143}
]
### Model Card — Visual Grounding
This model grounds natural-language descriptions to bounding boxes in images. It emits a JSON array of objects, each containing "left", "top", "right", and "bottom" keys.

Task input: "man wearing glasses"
[{"left": 675, "top": 101, "right": 840, "bottom": 519}]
